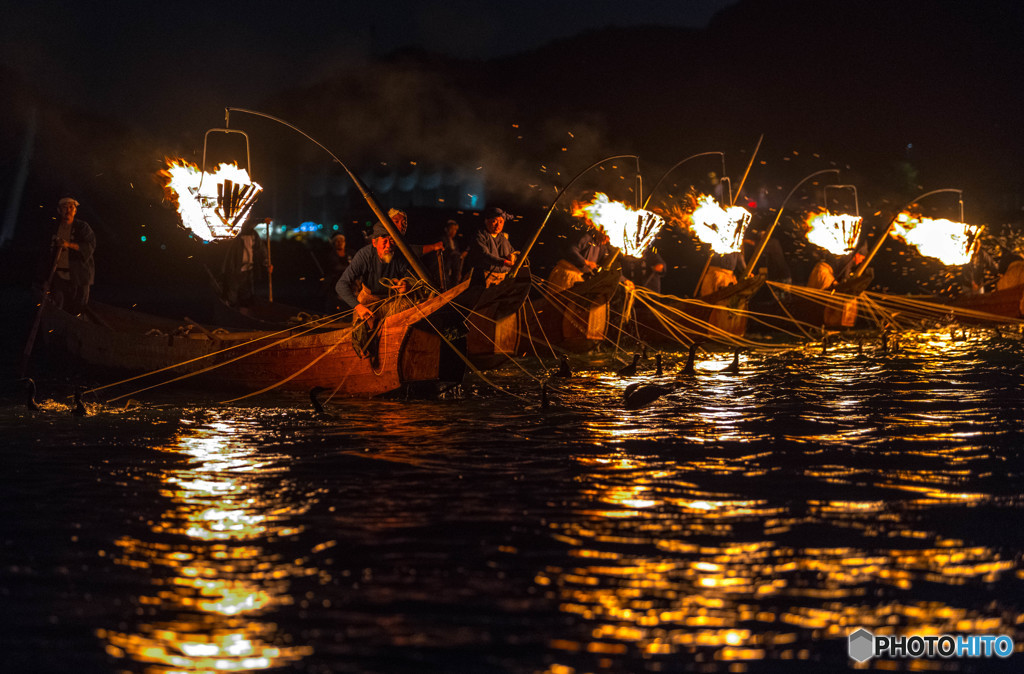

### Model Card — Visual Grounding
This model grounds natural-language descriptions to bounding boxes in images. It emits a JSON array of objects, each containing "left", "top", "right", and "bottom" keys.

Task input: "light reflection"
[
  {"left": 538, "top": 433, "right": 1021, "bottom": 670},
  {"left": 99, "top": 413, "right": 316, "bottom": 672}
]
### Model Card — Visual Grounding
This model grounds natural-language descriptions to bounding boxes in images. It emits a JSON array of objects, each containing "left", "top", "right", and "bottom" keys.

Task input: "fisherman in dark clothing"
[
  {"left": 546, "top": 230, "right": 611, "bottom": 292},
  {"left": 336, "top": 221, "right": 413, "bottom": 323},
  {"left": 221, "top": 217, "right": 271, "bottom": 307},
  {"left": 467, "top": 207, "right": 516, "bottom": 287},
  {"left": 321, "top": 233, "right": 350, "bottom": 312},
  {"left": 49, "top": 197, "right": 96, "bottom": 315}
]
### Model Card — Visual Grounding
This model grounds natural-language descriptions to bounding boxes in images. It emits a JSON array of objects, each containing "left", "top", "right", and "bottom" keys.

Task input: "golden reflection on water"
[
  {"left": 99, "top": 414, "right": 317, "bottom": 672},
  {"left": 542, "top": 339, "right": 1023, "bottom": 671}
]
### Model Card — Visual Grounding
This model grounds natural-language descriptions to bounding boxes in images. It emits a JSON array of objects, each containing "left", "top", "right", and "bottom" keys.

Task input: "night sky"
[{"left": 1, "top": 0, "right": 738, "bottom": 131}]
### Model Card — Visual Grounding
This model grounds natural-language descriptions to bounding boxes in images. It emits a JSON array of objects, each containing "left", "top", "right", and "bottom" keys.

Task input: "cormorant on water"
[
  {"left": 721, "top": 350, "right": 740, "bottom": 374},
  {"left": 21, "top": 378, "right": 40, "bottom": 411},
  {"left": 616, "top": 353, "right": 641, "bottom": 377},
  {"left": 678, "top": 343, "right": 698, "bottom": 376},
  {"left": 623, "top": 381, "right": 675, "bottom": 410},
  {"left": 553, "top": 354, "right": 572, "bottom": 378},
  {"left": 655, "top": 353, "right": 663, "bottom": 377},
  {"left": 72, "top": 386, "right": 88, "bottom": 416},
  {"left": 540, "top": 381, "right": 561, "bottom": 410},
  {"left": 309, "top": 386, "right": 333, "bottom": 418}
]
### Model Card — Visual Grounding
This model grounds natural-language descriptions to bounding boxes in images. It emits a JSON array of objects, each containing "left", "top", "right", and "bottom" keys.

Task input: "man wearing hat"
[
  {"left": 388, "top": 207, "right": 444, "bottom": 260},
  {"left": 467, "top": 207, "right": 516, "bottom": 288},
  {"left": 335, "top": 221, "right": 412, "bottom": 324},
  {"left": 49, "top": 197, "right": 96, "bottom": 315}
]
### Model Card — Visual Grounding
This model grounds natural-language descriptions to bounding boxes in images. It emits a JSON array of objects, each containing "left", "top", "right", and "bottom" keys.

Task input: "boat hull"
[{"left": 41, "top": 281, "right": 469, "bottom": 397}]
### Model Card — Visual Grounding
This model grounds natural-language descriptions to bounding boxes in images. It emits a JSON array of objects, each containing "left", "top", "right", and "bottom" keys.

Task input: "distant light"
[
  {"left": 332, "top": 224, "right": 339, "bottom": 231},
  {"left": 140, "top": 235, "right": 147, "bottom": 242}
]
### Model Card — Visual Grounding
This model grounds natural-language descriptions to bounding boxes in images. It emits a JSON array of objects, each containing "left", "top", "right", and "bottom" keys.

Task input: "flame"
[
  {"left": 804, "top": 211, "right": 863, "bottom": 256},
  {"left": 685, "top": 195, "right": 751, "bottom": 255},
  {"left": 572, "top": 193, "right": 665, "bottom": 258},
  {"left": 890, "top": 213, "right": 980, "bottom": 266},
  {"left": 160, "top": 158, "right": 263, "bottom": 241}
]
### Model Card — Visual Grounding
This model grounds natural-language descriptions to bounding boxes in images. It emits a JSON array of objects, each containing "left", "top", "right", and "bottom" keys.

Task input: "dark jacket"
[{"left": 336, "top": 244, "right": 413, "bottom": 308}]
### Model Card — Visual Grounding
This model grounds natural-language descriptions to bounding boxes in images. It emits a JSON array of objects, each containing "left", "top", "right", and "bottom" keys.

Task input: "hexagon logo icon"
[{"left": 848, "top": 628, "right": 874, "bottom": 662}]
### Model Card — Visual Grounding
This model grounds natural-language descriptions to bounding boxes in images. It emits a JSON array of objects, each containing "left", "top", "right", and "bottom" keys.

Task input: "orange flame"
[
  {"left": 890, "top": 213, "right": 980, "bottom": 266},
  {"left": 685, "top": 195, "right": 751, "bottom": 255},
  {"left": 804, "top": 211, "right": 863, "bottom": 256},
  {"left": 159, "top": 158, "right": 263, "bottom": 241},
  {"left": 572, "top": 193, "right": 665, "bottom": 258}
]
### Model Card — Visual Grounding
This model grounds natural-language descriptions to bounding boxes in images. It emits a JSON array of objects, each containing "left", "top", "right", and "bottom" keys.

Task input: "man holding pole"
[{"left": 49, "top": 197, "right": 96, "bottom": 316}]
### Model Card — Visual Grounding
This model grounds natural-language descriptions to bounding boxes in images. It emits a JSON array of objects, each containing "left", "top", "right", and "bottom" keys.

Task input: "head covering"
[
  {"left": 371, "top": 222, "right": 391, "bottom": 239},
  {"left": 446, "top": 219, "right": 458, "bottom": 227},
  {"left": 58, "top": 197, "right": 79, "bottom": 207},
  {"left": 387, "top": 208, "right": 407, "bottom": 220},
  {"left": 482, "top": 207, "right": 509, "bottom": 221}
]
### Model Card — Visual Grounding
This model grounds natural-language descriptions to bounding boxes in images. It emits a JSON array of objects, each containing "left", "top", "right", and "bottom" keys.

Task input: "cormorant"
[
  {"left": 617, "top": 354, "right": 641, "bottom": 377},
  {"left": 554, "top": 354, "right": 572, "bottom": 378},
  {"left": 72, "top": 386, "right": 88, "bottom": 416},
  {"left": 721, "top": 350, "right": 740, "bottom": 374}
]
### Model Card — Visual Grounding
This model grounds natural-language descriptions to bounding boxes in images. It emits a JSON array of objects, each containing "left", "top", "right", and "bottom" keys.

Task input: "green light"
[{"left": 140, "top": 235, "right": 147, "bottom": 242}]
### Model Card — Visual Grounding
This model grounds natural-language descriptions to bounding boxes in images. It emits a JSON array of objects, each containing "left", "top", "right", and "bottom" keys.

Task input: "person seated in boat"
[
  {"left": 546, "top": 229, "right": 611, "bottom": 293},
  {"left": 467, "top": 207, "right": 517, "bottom": 288},
  {"left": 698, "top": 250, "right": 745, "bottom": 298},
  {"left": 807, "top": 245, "right": 865, "bottom": 291},
  {"left": 336, "top": 221, "right": 414, "bottom": 324},
  {"left": 221, "top": 217, "right": 272, "bottom": 308},
  {"left": 995, "top": 249, "right": 1024, "bottom": 291},
  {"left": 47, "top": 197, "right": 96, "bottom": 316},
  {"left": 743, "top": 225, "right": 791, "bottom": 286}
]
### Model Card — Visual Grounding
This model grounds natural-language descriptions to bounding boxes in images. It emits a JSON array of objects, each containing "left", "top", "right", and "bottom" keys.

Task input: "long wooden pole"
[
  {"left": 642, "top": 151, "right": 724, "bottom": 210},
  {"left": 19, "top": 246, "right": 63, "bottom": 377},
  {"left": 224, "top": 108, "right": 432, "bottom": 286},
  {"left": 743, "top": 169, "right": 839, "bottom": 279},
  {"left": 731, "top": 134, "right": 763, "bottom": 206},
  {"left": 509, "top": 154, "right": 638, "bottom": 279}
]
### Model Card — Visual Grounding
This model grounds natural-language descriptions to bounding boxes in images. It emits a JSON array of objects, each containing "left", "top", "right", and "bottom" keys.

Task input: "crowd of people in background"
[{"left": 34, "top": 194, "right": 1024, "bottom": 327}]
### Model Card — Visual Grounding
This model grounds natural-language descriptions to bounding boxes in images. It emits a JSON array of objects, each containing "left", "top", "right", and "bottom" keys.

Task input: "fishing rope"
[{"left": 89, "top": 308, "right": 351, "bottom": 398}]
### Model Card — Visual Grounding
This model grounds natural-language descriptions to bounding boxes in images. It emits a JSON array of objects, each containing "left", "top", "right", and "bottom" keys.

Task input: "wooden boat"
[
  {"left": 463, "top": 270, "right": 533, "bottom": 369},
  {"left": 517, "top": 269, "right": 621, "bottom": 354},
  {"left": 39, "top": 280, "right": 470, "bottom": 398},
  {"left": 634, "top": 272, "right": 765, "bottom": 347},
  {"left": 948, "top": 283, "right": 1024, "bottom": 322}
]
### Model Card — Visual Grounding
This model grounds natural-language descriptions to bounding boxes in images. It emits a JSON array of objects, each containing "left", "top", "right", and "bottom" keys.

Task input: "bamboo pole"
[
  {"left": 223, "top": 108, "right": 433, "bottom": 286},
  {"left": 743, "top": 169, "right": 840, "bottom": 279},
  {"left": 509, "top": 154, "right": 639, "bottom": 279},
  {"left": 731, "top": 134, "right": 763, "bottom": 206},
  {"left": 642, "top": 151, "right": 725, "bottom": 210}
]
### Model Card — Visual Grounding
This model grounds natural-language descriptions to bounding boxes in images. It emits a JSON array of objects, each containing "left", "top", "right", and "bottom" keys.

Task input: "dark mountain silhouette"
[{"left": 1, "top": 0, "right": 1022, "bottom": 307}]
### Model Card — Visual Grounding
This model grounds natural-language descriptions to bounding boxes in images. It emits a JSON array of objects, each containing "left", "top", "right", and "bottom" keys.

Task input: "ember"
[
  {"left": 804, "top": 211, "right": 863, "bottom": 256},
  {"left": 160, "top": 158, "right": 263, "bottom": 241},
  {"left": 572, "top": 192, "right": 664, "bottom": 258},
  {"left": 890, "top": 213, "right": 979, "bottom": 266},
  {"left": 687, "top": 194, "right": 751, "bottom": 255}
]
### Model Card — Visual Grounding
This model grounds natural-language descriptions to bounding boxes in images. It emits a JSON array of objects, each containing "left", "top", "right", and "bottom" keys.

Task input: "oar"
[{"left": 19, "top": 245, "right": 63, "bottom": 377}]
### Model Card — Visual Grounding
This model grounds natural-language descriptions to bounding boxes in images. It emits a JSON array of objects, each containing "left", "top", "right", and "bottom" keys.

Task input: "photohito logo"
[{"left": 848, "top": 628, "right": 1014, "bottom": 661}]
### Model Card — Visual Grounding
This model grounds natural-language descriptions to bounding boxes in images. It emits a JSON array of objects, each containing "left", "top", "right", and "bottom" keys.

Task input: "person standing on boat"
[
  {"left": 388, "top": 208, "right": 444, "bottom": 259},
  {"left": 467, "top": 207, "right": 517, "bottom": 288},
  {"left": 441, "top": 219, "right": 467, "bottom": 287},
  {"left": 321, "top": 233, "right": 350, "bottom": 312},
  {"left": 49, "top": 197, "right": 96, "bottom": 316},
  {"left": 221, "top": 217, "right": 271, "bottom": 307}
]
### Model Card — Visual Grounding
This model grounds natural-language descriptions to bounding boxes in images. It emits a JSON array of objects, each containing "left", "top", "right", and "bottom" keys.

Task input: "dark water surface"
[{"left": 3, "top": 330, "right": 1024, "bottom": 673}]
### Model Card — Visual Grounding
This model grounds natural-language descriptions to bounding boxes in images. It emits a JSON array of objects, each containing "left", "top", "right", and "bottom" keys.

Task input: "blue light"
[{"left": 140, "top": 235, "right": 147, "bottom": 242}]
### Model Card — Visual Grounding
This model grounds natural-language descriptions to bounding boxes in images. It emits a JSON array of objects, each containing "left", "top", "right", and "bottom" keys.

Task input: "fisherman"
[
  {"left": 441, "top": 219, "right": 467, "bottom": 287},
  {"left": 388, "top": 208, "right": 444, "bottom": 259},
  {"left": 221, "top": 217, "right": 271, "bottom": 307},
  {"left": 698, "top": 250, "right": 745, "bottom": 298},
  {"left": 743, "top": 225, "right": 791, "bottom": 286},
  {"left": 48, "top": 197, "right": 96, "bottom": 316},
  {"left": 467, "top": 207, "right": 517, "bottom": 288},
  {"left": 960, "top": 237, "right": 996, "bottom": 295},
  {"left": 321, "top": 233, "right": 350, "bottom": 312},
  {"left": 807, "top": 245, "right": 865, "bottom": 291},
  {"left": 336, "top": 221, "right": 415, "bottom": 360},
  {"left": 546, "top": 229, "right": 611, "bottom": 293},
  {"left": 995, "top": 248, "right": 1024, "bottom": 291},
  {"left": 336, "top": 221, "right": 413, "bottom": 323}
]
